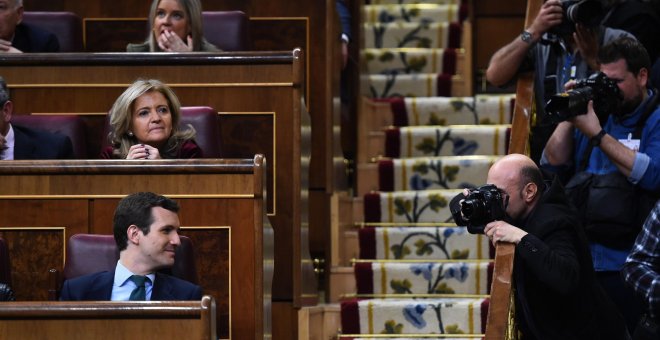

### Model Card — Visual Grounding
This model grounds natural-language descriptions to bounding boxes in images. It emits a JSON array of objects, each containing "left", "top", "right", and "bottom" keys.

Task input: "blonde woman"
[
  {"left": 127, "top": 0, "right": 219, "bottom": 52},
  {"left": 102, "top": 79, "right": 201, "bottom": 159}
]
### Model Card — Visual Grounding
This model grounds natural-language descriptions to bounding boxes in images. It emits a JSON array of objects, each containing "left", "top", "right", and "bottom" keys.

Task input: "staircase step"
[
  {"left": 341, "top": 297, "right": 488, "bottom": 335},
  {"left": 354, "top": 261, "right": 493, "bottom": 295},
  {"left": 369, "top": 0, "right": 463, "bottom": 4},
  {"left": 358, "top": 226, "right": 492, "bottom": 260},
  {"left": 366, "top": 73, "right": 463, "bottom": 98},
  {"left": 377, "top": 155, "right": 498, "bottom": 191},
  {"left": 363, "top": 4, "right": 465, "bottom": 24},
  {"left": 384, "top": 125, "right": 511, "bottom": 158},
  {"left": 364, "top": 48, "right": 464, "bottom": 76},
  {"left": 364, "top": 21, "right": 462, "bottom": 49},
  {"left": 364, "top": 189, "right": 461, "bottom": 223},
  {"left": 385, "top": 94, "right": 515, "bottom": 127}
]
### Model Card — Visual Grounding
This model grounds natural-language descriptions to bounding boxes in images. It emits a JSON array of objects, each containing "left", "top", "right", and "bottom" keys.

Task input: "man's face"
[
  {"left": 601, "top": 58, "right": 647, "bottom": 115},
  {"left": 0, "top": 100, "right": 12, "bottom": 136},
  {"left": 0, "top": 0, "right": 23, "bottom": 41},
  {"left": 486, "top": 170, "right": 527, "bottom": 222},
  {"left": 137, "top": 206, "right": 181, "bottom": 271}
]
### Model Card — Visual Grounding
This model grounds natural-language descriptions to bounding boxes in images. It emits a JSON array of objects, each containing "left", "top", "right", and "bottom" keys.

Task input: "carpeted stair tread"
[
  {"left": 364, "top": 48, "right": 462, "bottom": 75},
  {"left": 364, "top": 21, "right": 462, "bottom": 49},
  {"left": 354, "top": 261, "right": 493, "bottom": 295},
  {"left": 341, "top": 297, "right": 488, "bottom": 335},
  {"left": 364, "top": 4, "right": 465, "bottom": 25},
  {"left": 380, "top": 94, "right": 515, "bottom": 127},
  {"left": 377, "top": 155, "right": 499, "bottom": 191},
  {"left": 366, "top": 72, "right": 460, "bottom": 98},
  {"left": 385, "top": 125, "right": 511, "bottom": 158},
  {"left": 369, "top": 0, "right": 464, "bottom": 4},
  {"left": 358, "top": 226, "right": 493, "bottom": 260},
  {"left": 364, "top": 189, "right": 461, "bottom": 223}
]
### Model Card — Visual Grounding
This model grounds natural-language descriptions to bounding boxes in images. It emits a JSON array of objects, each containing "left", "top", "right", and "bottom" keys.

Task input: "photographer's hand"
[
  {"left": 485, "top": 0, "right": 562, "bottom": 87},
  {"left": 569, "top": 100, "right": 601, "bottom": 138},
  {"left": 529, "top": 0, "right": 563, "bottom": 37},
  {"left": 484, "top": 221, "right": 528, "bottom": 246}
]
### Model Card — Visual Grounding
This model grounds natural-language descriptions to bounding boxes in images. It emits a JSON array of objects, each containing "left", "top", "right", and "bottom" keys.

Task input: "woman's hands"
[
  {"left": 157, "top": 31, "right": 193, "bottom": 52},
  {"left": 126, "top": 144, "right": 162, "bottom": 160}
]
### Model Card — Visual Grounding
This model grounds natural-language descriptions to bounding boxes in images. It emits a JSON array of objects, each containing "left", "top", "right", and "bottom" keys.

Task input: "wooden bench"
[
  {"left": 0, "top": 157, "right": 268, "bottom": 339},
  {"left": 0, "top": 296, "right": 216, "bottom": 340}
]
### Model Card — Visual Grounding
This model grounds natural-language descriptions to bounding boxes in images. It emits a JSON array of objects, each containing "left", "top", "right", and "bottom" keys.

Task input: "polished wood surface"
[
  {"left": 0, "top": 51, "right": 304, "bottom": 308},
  {"left": 485, "top": 0, "right": 542, "bottom": 339},
  {"left": 0, "top": 157, "right": 269, "bottom": 340},
  {"left": 0, "top": 296, "right": 216, "bottom": 340},
  {"left": 473, "top": 0, "right": 526, "bottom": 72}
]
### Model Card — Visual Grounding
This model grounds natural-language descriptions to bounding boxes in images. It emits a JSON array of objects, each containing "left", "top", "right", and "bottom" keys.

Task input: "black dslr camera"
[
  {"left": 545, "top": 72, "right": 622, "bottom": 123},
  {"left": 551, "top": 0, "right": 604, "bottom": 35},
  {"left": 450, "top": 184, "right": 507, "bottom": 234}
]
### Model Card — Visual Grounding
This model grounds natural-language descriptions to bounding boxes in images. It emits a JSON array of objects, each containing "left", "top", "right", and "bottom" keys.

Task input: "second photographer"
[
  {"left": 485, "top": 0, "right": 633, "bottom": 163},
  {"left": 543, "top": 36, "right": 660, "bottom": 334}
]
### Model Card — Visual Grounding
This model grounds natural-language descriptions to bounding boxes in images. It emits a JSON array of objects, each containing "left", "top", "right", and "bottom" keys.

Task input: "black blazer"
[
  {"left": 11, "top": 23, "right": 59, "bottom": 53},
  {"left": 59, "top": 271, "right": 202, "bottom": 301},
  {"left": 513, "top": 178, "right": 628, "bottom": 339},
  {"left": 12, "top": 124, "right": 74, "bottom": 160}
]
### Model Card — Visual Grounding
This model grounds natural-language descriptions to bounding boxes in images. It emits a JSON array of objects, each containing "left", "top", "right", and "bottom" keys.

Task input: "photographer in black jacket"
[{"left": 457, "top": 154, "right": 628, "bottom": 339}]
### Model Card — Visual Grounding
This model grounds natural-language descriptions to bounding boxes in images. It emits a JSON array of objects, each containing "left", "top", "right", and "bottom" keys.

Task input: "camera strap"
[{"left": 578, "top": 88, "right": 660, "bottom": 171}]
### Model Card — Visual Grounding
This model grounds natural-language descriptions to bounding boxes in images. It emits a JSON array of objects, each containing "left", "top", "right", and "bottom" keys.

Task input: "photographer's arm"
[
  {"left": 572, "top": 103, "right": 636, "bottom": 177},
  {"left": 486, "top": 0, "right": 563, "bottom": 86}
]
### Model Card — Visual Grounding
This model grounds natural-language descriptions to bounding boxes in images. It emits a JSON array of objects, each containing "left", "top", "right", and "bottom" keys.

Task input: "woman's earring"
[{"left": 128, "top": 131, "right": 134, "bottom": 137}]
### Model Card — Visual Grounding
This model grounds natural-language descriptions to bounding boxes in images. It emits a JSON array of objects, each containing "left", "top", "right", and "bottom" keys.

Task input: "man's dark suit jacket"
[
  {"left": 59, "top": 271, "right": 202, "bottom": 301},
  {"left": 11, "top": 23, "right": 59, "bottom": 52},
  {"left": 12, "top": 124, "right": 74, "bottom": 160}
]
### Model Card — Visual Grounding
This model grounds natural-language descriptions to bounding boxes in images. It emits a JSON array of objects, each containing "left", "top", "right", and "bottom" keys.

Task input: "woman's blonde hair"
[
  {"left": 108, "top": 79, "right": 196, "bottom": 158},
  {"left": 146, "top": 0, "right": 208, "bottom": 51}
]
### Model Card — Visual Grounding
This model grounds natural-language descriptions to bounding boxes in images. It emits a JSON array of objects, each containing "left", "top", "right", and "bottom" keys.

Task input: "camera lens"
[
  {"left": 461, "top": 199, "right": 482, "bottom": 221},
  {"left": 545, "top": 86, "right": 593, "bottom": 122}
]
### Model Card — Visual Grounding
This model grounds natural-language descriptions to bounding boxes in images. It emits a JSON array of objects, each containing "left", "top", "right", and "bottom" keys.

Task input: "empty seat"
[
  {"left": 22, "top": 12, "right": 83, "bottom": 52},
  {"left": 181, "top": 106, "right": 222, "bottom": 158},
  {"left": 202, "top": 11, "right": 249, "bottom": 51}
]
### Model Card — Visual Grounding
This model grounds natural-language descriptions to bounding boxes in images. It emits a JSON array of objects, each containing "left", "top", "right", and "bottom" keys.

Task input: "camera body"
[
  {"left": 450, "top": 184, "right": 507, "bottom": 234},
  {"left": 551, "top": 0, "right": 604, "bottom": 35},
  {"left": 545, "top": 72, "right": 622, "bottom": 123}
]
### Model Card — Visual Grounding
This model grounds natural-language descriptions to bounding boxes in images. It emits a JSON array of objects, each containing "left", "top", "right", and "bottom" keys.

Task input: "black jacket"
[
  {"left": 13, "top": 124, "right": 74, "bottom": 160},
  {"left": 513, "top": 178, "right": 628, "bottom": 339},
  {"left": 11, "top": 23, "right": 59, "bottom": 53}
]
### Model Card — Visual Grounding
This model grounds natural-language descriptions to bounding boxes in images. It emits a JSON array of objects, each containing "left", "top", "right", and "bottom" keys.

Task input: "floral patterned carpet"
[{"left": 340, "top": 0, "right": 514, "bottom": 338}]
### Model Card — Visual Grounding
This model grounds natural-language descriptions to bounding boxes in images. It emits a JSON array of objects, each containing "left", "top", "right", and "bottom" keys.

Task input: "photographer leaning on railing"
[{"left": 451, "top": 154, "right": 629, "bottom": 339}]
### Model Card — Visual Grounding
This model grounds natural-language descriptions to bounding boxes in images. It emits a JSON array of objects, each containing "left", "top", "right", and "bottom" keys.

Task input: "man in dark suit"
[
  {"left": 60, "top": 192, "right": 202, "bottom": 301},
  {"left": 0, "top": 0, "right": 59, "bottom": 53},
  {"left": 480, "top": 154, "right": 629, "bottom": 339},
  {"left": 0, "top": 77, "right": 74, "bottom": 160}
]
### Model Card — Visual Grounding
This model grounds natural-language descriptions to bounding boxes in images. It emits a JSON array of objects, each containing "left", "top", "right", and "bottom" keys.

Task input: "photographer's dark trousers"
[{"left": 596, "top": 271, "right": 643, "bottom": 335}]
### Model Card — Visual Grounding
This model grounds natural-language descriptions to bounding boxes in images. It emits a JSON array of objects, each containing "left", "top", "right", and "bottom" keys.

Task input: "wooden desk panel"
[
  {"left": 0, "top": 158, "right": 269, "bottom": 340},
  {"left": 0, "top": 297, "right": 216, "bottom": 340}
]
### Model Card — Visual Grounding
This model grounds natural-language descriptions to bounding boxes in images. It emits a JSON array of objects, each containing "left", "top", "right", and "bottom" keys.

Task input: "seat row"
[
  {"left": 12, "top": 107, "right": 222, "bottom": 159},
  {"left": 21, "top": 11, "right": 249, "bottom": 52}
]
